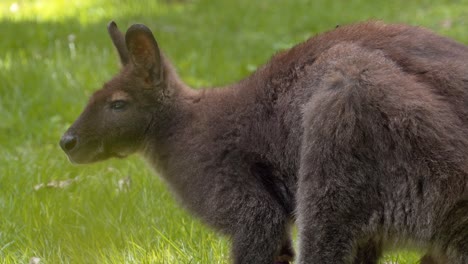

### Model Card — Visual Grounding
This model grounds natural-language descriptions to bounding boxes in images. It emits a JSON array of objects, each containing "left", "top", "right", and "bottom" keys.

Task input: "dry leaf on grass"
[
  {"left": 34, "top": 177, "right": 79, "bottom": 191},
  {"left": 117, "top": 176, "right": 132, "bottom": 192},
  {"left": 29, "top": 257, "right": 41, "bottom": 264}
]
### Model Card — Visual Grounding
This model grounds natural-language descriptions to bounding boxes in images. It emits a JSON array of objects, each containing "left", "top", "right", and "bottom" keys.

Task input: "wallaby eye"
[{"left": 110, "top": 100, "right": 127, "bottom": 111}]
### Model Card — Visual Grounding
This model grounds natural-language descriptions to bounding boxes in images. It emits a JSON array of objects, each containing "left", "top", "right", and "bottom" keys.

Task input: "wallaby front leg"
[{"left": 227, "top": 200, "right": 289, "bottom": 264}]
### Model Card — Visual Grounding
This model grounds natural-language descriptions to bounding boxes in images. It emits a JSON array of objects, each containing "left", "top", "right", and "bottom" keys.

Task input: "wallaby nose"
[{"left": 60, "top": 134, "right": 78, "bottom": 152}]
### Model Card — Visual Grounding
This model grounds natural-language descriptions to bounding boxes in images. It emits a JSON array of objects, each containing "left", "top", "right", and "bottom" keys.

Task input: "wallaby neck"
[
  {"left": 140, "top": 81, "right": 235, "bottom": 167},
  {"left": 138, "top": 83, "right": 242, "bottom": 207}
]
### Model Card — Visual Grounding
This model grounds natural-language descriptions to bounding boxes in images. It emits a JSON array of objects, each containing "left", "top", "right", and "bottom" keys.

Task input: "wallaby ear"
[
  {"left": 125, "top": 24, "right": 163, "bottom": 85},
  {"left": 107, "top": 21, "right": 130, "bottom": 65}
]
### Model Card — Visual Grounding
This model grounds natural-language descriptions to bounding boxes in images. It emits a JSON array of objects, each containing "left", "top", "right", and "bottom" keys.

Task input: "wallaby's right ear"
[
  {"left": 125, "top": 24, "right": 163, "bottom": 86},
  {"left": 107, "top": 21, "right": 130, "bottom": 65}
]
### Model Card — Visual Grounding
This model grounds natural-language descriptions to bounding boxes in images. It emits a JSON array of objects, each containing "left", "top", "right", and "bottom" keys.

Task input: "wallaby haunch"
[{"left": 60, "top": 21, "right": 468, "bottom": 264}]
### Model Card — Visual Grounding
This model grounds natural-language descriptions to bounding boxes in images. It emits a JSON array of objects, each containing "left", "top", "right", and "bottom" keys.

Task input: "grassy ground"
[{"left": 0, "top": 0, "right": 467, "bottom": 263}]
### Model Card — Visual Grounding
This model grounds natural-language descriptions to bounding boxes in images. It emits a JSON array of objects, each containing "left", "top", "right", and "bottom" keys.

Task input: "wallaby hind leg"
[
  {"left": 431, "top": 200, "right": 468, "bottom": 264},
  {"left": 296, "top": 42, "right": 468, "bottom": 263},
  {"left": 296, "top": 174, "right": 382, "bottom": 264},
  {"left": 296, "top": 43, "right": 401, "bottom": 264}
]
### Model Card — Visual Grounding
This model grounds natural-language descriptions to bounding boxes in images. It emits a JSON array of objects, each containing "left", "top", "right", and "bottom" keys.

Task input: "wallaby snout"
[
  {"left": 59, "top": 126, "right": 97, "bottom": 164},
  {"left": 59, "top": 133, "right": 78, "bottom": 153}
]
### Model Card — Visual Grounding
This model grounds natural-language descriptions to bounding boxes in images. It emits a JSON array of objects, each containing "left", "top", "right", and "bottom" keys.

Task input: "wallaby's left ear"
[
  {"left": 125, "top": 24, "right": 163, "bottom": 85},
  {"left": 107, "top": 21, "right": 130, "bottom": 65}
]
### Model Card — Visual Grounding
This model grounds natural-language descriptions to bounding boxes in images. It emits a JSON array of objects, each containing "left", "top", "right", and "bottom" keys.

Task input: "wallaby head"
[{"left": 60, "top": 22, "right": 179, "bottom": 164}]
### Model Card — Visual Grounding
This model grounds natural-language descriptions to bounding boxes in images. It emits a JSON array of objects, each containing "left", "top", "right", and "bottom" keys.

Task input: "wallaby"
[{"left": 60, "top": 21, "right": 468, "bottom": 264}]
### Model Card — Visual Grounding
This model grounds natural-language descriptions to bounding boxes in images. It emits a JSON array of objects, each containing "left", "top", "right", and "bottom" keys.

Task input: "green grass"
[{"left": 1, "top": 0, "right": 467, "bottom": 263}]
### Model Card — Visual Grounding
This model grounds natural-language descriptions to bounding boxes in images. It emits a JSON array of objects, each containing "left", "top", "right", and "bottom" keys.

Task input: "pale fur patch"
[{"left": 111, "top": 91, "right": 130, "bottom": 101}]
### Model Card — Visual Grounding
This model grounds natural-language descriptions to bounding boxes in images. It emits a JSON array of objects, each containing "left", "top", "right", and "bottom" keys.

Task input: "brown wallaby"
[{"left": 60, "top": 21, "right": 468, "bottom": 264}]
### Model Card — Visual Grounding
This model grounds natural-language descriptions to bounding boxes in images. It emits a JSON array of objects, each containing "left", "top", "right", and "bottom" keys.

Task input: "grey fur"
[{"left": 60, "top": 21, "right": 467, "bottom": 263}]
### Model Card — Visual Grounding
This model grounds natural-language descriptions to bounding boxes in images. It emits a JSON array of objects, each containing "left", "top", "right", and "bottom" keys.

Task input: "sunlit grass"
[
  {"left": 1, "top": 0, "right": 96, "bottom": 22},
  {"left": 0, "top": 0, "right": 187, "bottom": 24},
  {"left": 1, "top": 0, "right": 467, "bottom": 263}
]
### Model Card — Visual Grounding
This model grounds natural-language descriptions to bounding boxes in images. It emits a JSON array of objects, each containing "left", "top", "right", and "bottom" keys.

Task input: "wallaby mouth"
[{"left": 60, "top": 132, "right": 130, "bottom": 164}]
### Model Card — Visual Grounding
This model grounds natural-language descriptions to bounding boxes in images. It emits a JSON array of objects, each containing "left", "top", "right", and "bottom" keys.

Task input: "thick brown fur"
[{"left": 61, "top": 21, "right": 467, "bottom": 264}]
